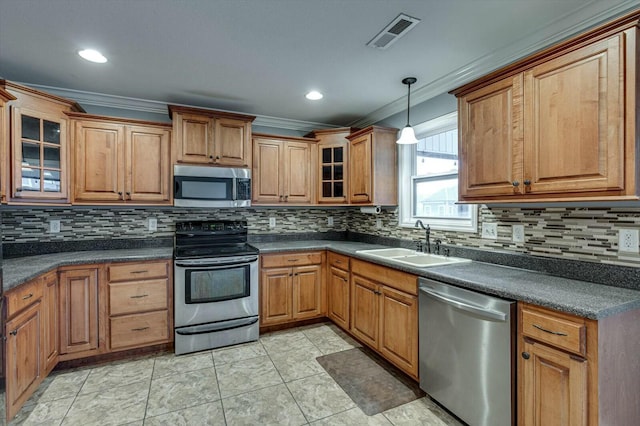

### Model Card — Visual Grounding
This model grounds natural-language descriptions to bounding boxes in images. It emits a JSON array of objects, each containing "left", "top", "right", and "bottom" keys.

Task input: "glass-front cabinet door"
[
  {"left": 318, "top": 142, "right": 348, "bottom": 203},
  {"left": 12, "top": 107, "right": 68, "bottom": 201}
]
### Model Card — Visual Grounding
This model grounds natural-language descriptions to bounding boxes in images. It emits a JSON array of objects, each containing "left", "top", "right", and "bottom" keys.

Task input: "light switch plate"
[
  {"left": 512, "top": 225, "right": 525, "bottom": 243},
  {"left": 481, "top": 223, "right": 497, "bottom": 240},
  {"left": 49, "top": 220, "right": 60, "bottom": 233},
  {"left": 376, "top": 219, "right": 382, "bottom": 229},
  {"left": 619, "top": 229, "right": 639, "bottom": 253},
  {"left": 148, "top": 217, "right": 157, "bottom": 232},
  {"left": 327, "top": 216, "right": 334, "bottom": 227},
  {"left": 269, "top": 217, "right": 276, "bottom": 228}
]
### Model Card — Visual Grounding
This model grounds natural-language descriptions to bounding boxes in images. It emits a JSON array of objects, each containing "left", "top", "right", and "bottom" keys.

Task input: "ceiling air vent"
[{"left": 367, "top": 13, "right": 421, "bottom": 50}]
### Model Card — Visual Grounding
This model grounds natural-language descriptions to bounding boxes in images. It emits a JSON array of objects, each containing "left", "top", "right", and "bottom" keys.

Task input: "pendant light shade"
[{"left": 396, "top": 77, "right": 418, "bottom": 145}]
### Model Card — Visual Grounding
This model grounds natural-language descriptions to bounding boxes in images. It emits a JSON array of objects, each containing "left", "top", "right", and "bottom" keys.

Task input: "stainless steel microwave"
[{"left": 174, "top": 165, "right": 251, "bottom": 208}]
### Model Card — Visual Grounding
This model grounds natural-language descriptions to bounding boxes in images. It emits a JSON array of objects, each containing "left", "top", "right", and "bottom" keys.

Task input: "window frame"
[{"left": 398, "top": 111, "right": 478, "bottom": 232}]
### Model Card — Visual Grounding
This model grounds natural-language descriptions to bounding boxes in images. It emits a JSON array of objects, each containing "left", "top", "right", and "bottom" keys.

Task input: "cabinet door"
[
  {"left": 327, "top": 266, "right": 350, "bottom": 330},
  {"left": 214, "top": 117, "right": 251, "bottom": 167},
  {"left": 73, "top": 120, "right": 125, "bottom": 202},
  {"left": 59, "top": 268, "right": 99, "bottom": 355},
  {"left": 318, "top": 142, "right": 348, "bottom": 204},
  {"left": 349, "top": 133, "right": 372, "bottom": 203},
  {"left": 284, "top": 141, "right": 313, "bottom": 203},
  {"left": 260, "top": 267, "right": 292, "bottom": 325},
  {"left": 6, "top": 301, "right": 42, "bottom": 421},
  {"left": 292, "top": 264, "right": 322, "bottom": 320},
  {"left": 175, "top": 112, "right": 214, "bottom": 164},
  {"left": 459, "top": 75, "right": 524, "bottom": 198},
  {"left": 42, "top": 272, "right": 59, "bottom": 374},
  {"left": 350, "top": 274, "right": 379, "bottom": 348},
  {"left": 12, "top": 107, "right": 69, "bottom": 201},
  {"left": 520, "top": 339, "right": 587, "bottom": 426},
  {"left": 125, "top": 125, "right": 171, "bottom": 203},
  {"left": 253, "top": 138, "right": 283, "bottom": 203},
  {"left": 379, "top": 285, "right": 418, "bottom": 377},
  {"left": 524, "top": 34, "right": 624, "bottom": 195}
]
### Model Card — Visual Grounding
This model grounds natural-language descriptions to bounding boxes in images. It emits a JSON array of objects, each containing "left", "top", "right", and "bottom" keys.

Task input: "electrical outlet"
[
  {"left": 269, "top": 217, "right": 276, "bottom": 228},
  {"left": 49, "top": 220, "right": 60, "bottom": 233},
  {"left": 618, "top": 229, "right": 639, "bottom": 253},
  {"left": 481, "top": 223, "right": 497, "bottom": 240},
  {"left": 327, "top": 216, "right": 334, "bottom": 226},
  {"left": 376, "top": 219, "right": 382, "bottom": 229},
  {"left": 512, "top": 225, "right": 525, "bottom": 243},
  {"left": 148, "top": 217, "right": 157, "bottom": 232}
]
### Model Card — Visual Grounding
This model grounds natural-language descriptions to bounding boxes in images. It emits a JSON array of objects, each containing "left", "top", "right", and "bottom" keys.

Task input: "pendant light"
[{"left": 396, "top": 77, "right": 418, "bottom": 144}]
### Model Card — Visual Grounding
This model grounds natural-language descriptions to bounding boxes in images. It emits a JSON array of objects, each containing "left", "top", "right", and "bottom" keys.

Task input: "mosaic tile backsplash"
[{"left": 3, "top": 205, "right": 640, "bottom": 267}]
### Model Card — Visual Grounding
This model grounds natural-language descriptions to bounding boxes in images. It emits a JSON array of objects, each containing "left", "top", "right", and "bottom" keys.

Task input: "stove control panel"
[{"left": 175, "top": 220, "right": 247, "bottom": 234}]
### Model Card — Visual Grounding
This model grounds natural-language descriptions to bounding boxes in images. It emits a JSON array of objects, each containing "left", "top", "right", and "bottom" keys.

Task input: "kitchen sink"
[{"left": 356, "top": 248, "right": 471, "bottom": 268}]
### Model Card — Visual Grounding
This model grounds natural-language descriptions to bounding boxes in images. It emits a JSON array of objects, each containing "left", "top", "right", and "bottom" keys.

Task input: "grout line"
[{"left": 210, "top": 349, "right": 229, "bottom": 425}]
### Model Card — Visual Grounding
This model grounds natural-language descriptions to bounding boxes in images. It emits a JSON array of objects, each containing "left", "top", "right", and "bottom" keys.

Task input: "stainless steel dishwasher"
[{"left": 418, "top": 277, "right": 515, "bottom": 426}]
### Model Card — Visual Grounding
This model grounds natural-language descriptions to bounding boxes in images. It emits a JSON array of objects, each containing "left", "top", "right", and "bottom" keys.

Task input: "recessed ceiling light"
[
  {"left": 78, "top": 49, "right": 107, "bottom": 63},
  {"left": 305, "top": 91, "right": 323, "bottom": 100}
]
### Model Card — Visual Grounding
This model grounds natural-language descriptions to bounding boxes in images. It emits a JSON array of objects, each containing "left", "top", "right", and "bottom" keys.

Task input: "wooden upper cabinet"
[
  {"left": 252, "top": 133, "right": 317, "bottom": 205},
  {"left": 1, "top": 81, "right": 83, "bottom": 204},
  {"left": 453, "top": 19, "right": 638, "bottom": 202},
  {"left": 524, "top": 35, "right": 624, "bottom": 195},
  {"left": 307, "top": 128, "right": 356, "bottom": 204},
  {"left": 70, "top": 114, "right": 171, "bottom": 205},
  {"left": 169, "top": 105, "right": 255, "bottom": 167},
  {"left": 347, "top": 126, "right": 398, "bottom": 206},
  {"left": 459, "top": 75, "right": 523, "bottom": 198}
]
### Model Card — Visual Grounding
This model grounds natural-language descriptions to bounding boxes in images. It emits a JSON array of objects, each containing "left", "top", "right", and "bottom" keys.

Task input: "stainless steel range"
[{"left": 174, "top": 220, "right": 259, "bottom": 355}]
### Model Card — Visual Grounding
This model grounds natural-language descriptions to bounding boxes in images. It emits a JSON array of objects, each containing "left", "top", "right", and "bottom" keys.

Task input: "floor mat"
[{"left": 316, "top": 347, "right": 424, "bottom": 416}]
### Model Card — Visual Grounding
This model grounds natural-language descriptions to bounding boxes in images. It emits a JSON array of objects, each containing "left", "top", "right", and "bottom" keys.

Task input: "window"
[{"left": 398, "top": 112, "right": 477, "bottom": 232}]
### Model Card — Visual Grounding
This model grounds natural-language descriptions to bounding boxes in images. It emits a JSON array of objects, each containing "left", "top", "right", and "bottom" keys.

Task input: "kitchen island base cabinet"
[
  {"left": 42, "top": 271, "right": 59, "bottom": 374},
  {"left": 260, "top": 252, "right": 325, "bottom": 327},
  {"left": 350, "top": 258, "right": 418, "bottom": 378}
]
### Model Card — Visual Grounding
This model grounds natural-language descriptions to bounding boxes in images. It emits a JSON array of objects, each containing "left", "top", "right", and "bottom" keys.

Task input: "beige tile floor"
[{"left": 9, "top": 323, "right": 463, "bottom": 426}]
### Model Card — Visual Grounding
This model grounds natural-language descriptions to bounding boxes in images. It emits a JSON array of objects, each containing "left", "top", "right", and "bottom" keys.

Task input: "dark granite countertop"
[
  {"left": 3, "top": 248, "right": 173, "bottom": 291},
  {"left": 4, "top": 240, "right": 640, "bottom": 319},
  {"left": 253, "top": 240, "right": 640, "bottom": 320}
]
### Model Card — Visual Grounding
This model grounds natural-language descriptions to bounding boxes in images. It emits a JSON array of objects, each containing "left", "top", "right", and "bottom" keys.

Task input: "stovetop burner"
[{"left": 174, "top": 220, "right": 257, "bottom": 259}]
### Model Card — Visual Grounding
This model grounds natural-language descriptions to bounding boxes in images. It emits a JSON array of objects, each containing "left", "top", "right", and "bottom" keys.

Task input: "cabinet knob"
[
  {"left": 9, "top": 330, "right": 17, "bottom": 336},
  {"left": 521, "top": 352, "right": 530, "bottom": 360},
  {"left": 118, "top": 191, "right": 123, "bottom": 200},
  {"left": 216, "top": 156, "right": 220, "bottom": 160},
  {"left": 284, "top": 195, "right": 288, "bottom": 201},
  {"left": 524, "top": 180, "right": 531, "bottom": 186},
  {"left": 126, "top": 191, "right": 131, "bottom": 200},
  {"left": 279, "top": 195, "right": 283, "bottom": 201},
  {"left": 512, "top": 181, "right": 519, "bottom": 187}
]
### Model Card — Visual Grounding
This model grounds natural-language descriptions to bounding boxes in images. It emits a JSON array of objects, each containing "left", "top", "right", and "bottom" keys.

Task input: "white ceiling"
[{"left": 0, "top": 0, "right": 637, "bottom": 127}]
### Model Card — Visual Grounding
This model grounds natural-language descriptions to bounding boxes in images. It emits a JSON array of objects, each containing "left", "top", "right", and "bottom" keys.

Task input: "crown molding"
[
  {"left": 18, "top": 82, "right": 338, "bottom": 133},
  {"left": 350, "top": 1, "right": 640, "bottom": 128}
]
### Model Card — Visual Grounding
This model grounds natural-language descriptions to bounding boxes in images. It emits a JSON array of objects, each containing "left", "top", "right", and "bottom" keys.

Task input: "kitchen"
[{"left": 2, "top": 1, "right": 640, "bottom": 425}]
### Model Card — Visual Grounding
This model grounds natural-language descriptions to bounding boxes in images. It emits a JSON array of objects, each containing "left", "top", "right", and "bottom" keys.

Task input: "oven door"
[{"left": 174, "top": 256, "right": 258, "bottom": 327}]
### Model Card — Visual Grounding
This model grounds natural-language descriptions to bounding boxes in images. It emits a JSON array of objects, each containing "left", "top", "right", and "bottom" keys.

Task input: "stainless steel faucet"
[{"left": 415, "top": 220, "right": 430, "bottom": 253}]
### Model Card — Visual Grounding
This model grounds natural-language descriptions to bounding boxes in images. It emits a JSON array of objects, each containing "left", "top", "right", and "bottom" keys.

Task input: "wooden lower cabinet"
[
  {"left": 5, "top": 300, "right": 43, "bottom": 421},
  {"left": 349, "top": 259, "right": 418, "bottom": 378},
  {"left": 42, "top": 271, "right": 59, "bottom": 374},
  {"left": 327, "top": 265, "right": 350, "bottom": 330},
  {"left": 521, "top": 338, "right": 587, "bottom": 426},
  {"left": 58, "top": 267, "right": 100, "bottom": 357},
  {"left": 260, "top": 252, "right": 325, "bottom": 327}
]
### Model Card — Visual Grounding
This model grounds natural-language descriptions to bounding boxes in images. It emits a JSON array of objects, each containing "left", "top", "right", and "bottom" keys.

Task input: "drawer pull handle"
[
  {"left": 131, "top": 270, "right": 149, "bottom": 274},
  {"left": 341, "top": 278, "right": 347, "bottom": 282},
  {"left": 532, "top": 323, "right": 567, "bottom": 336},
  {"left": 22, "top": 293, "right": 33, "bottom": 300},
  {"left": 287, "top": 259, "right": 299, "bottom": 262},
  {"left": 335, "top": 260, "right": 342, "bottom": 263},
  {"left": 130, "top": 294, "right": 149, "bottom": 299},
  {"left": 131, "top": 327, "right": 150, "bottom": 332}
]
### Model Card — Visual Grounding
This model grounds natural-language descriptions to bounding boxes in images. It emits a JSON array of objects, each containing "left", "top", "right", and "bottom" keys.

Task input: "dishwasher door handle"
[{"left": 419, "top": 287, "right": 507, "bottom": 322}]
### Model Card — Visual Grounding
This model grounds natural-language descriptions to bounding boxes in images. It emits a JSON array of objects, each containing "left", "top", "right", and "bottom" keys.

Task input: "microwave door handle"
[{"left": 232, "top": 178, "right": 237, "bottom": 201}]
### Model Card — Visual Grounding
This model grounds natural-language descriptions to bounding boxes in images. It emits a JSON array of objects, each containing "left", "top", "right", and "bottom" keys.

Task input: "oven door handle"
[
  {"left": 175, "top": 257, "right": 258, "bottom": 268},
  {"left": 175, "top": 317, "right": 259, "bottom": 335}
]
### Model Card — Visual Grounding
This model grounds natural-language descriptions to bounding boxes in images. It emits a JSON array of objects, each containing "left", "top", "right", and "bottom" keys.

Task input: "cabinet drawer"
[
  {"left": 522, "top": 306, "right": 586, "bottom": 356},
  {"left": 108, "top": 279, "right": 168, "bottom": 316},
  {"left": 109, "top": 310, "right": 169, "bottom": 350},
  {"left": 328, "top": 252, "right": 349, "bottom": 270},
  {"left": 6, "top": 278, "right": 43, "bottom": 319},
  {"left": 107, "top": 261, "right": 169, "bottom": 282},
  {"left": 351, "top": 259, "right": 417, "bottom": 295},
  {"left": 261, "top": 252, "right": 323, "bottom": 268}
]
